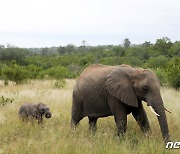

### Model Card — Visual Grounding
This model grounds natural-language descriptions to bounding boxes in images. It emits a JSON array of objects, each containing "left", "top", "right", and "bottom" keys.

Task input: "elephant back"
[{"left": 76, "top": 64, "right": 117, "bottom": 104}]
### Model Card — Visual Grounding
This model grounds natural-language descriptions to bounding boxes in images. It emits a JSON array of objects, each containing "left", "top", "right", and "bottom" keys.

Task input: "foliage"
[
  {"left": 2, "top": 64, "right": 29, "bottom": 84},
  {"left": 147, "top": 55, "right": 169, "bottom": 68},
  {"left": 0, "top": 47, "right": 30, "bottom": 64},
  {"left": 123, "top": 38, "right": 131, "bottom": 48},
  {"left": 125, "top": 47, "right": 149, "bottom": 61},
  {"left": 25, "top": 65, "right": 43, "bottom": 79},
  {"left": 124, "top": 57, "right": 144, "bottom": 67},
  {"left": 0, "top": 96, "right": 14, "bottom": 106},
  {"left": 112, "top": 46, "right": 125, "bottom": 56},
  {"left": 169, "top": 41, "right": 180, "bottom": 56},
  {"left": 166, "top": 58, "right": 180, "bottom": 89},
  {"left": 153, "top": 68, "right": 167, "bottom": 85},
  {"left": 45, "top": 66, "right": 70, "bottom": 79},
  {"left": 154, "top": 37, "right": 173, "bottom": 56},
  {"left": 0, "top": 37, "right": 179, "bottom": 89},
  {"left": 53, "top": 79, "right": 66, "bottom": 88}
]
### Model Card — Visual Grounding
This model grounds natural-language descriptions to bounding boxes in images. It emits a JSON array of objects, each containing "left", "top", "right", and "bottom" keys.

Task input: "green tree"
[
  {"left": 123, "top": 38, "right": 131, "bottom": 48},
  {"left": 125, "top": 47, "right": 149, "bottom": 61},
  {"left": 41, "top": 48, "right": 49, "bottom": 56},
  {"left": 153, "top": 68, "right": 167, "bottom": 85},
  {"left": 155, "top": 37, "right": 172, "bottom": 56},
  {"left": 2, "top": 64, "right": 29, "bottom": 84},
  {"left": 45, "top": 66, "right": 70, "bottom": 79},
  {"left": 65, "top": 44, "right": 76, "bottom": 54},
  {"left": 25, "top": 65, "right": 43, "bottom": 79},
  {"left": 147, "top": 55, "right": 169, "bottom": 68},
  {"left": 169, "top": 41, "right": 180, "bottom": 57},
  {"left": 112, "top": 46, "right": 125, "bottom": 56},
  {"left": 0, "top": 48, "right": 30, "bottom": 64},
  {"left": 166, "top": 58, "right": 180, "bottom": 89},
  {"left": 142, "top": 41, "right": 152, "bottom": 47},
  {"left": 58, "top": 46, "right": 65, "bottom": 54}
]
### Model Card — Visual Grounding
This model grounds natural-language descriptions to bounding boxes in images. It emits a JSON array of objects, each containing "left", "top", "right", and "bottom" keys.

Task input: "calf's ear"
[{"left": 38, "top": 104, "right": 49, "bottom": 114}]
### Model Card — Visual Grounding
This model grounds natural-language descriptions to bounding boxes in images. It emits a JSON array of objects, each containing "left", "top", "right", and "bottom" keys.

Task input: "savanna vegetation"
[
  {"left": 0, "top": 37, "right": 180, "bottom": 153},
  {"left": 0, "top": 80, "right": 179, "bottom": 153},
  {"left": 0, "top": 37, "right": 180, "bottom": 89}
]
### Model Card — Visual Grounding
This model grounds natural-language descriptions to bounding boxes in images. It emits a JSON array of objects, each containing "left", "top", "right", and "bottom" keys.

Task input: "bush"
[
  {"left": 169, "top": 41, "right": 180, "bottom": 56},
  {"left": 79, "top": 55, "right": 94, "bottom": 66},
  {"left": 153, "top": 68, "right": 167, "bottom": 86},
  {"left": 0, "top": 48, "right": 30, "bottom": 64},
  {"left": 0, "top": 96, "right": 14, "bottom": 106},
  {"left": 125, "top": 47, "right": 149, "bottom": 60},
  {"left": 2, "top": 64, "right": 29, "bottom": 84},
  {"left": 0, "top": 63, "right": 5, "bottom": 79},
  {"left": 53, "top": 79, "right": 66, "bottom": 88},
  {"left": 166, "top": 58, "right": 180, "bottom": 89},
  {"left": 147, "top": 55, "right": 169, "bottom": 68},
  {"left": 126, "top": 57, "right": 143, "bottom": 67},
  {"left": 45, "top": 66, "right": 69, "bottom": 79},
  {"left": 100, "top": 57, "right": 119, "bottom": 65},
  {"left": 112, "top": 46, "right": 125, "bottom": 56},
  {"left": 25, "top": 65, "right": 43, "bottom": 79}
]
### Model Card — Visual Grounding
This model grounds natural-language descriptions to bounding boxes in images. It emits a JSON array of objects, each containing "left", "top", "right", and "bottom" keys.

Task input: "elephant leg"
[
  {"left": 38, "top": 118, "right": 43, "bottom": 124},
  {"left": 88, "top": 117, "right": 98, "bottom": 132},
  {"left": 108, "top": 95, "right": 127, "bottom": 136},
  {"left": 132, "top": 101, "right": 150, "bottom": 133},
  {"left": 114, "top": 114, "right": 127, "bottom": 136},
  {"left": 71, "top": 93, "right": 84, "bottom": 128},
  {"left": 37, "top": 114, "right": 43, "bottom": 124}
]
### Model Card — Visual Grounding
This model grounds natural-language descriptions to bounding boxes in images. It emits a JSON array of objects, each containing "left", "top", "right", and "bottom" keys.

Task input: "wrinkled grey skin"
[
  {"left": 71, "top": 64, "right": 170, "bottom": 142},
  {"left": 19, "top": 103, "right": 52, "bottom": 124}
]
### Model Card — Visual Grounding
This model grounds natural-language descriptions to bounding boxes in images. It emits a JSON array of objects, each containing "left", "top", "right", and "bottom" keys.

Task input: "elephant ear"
[
  {"left": 38, "top": 103, "right": 48, "bottom": 114},
  {"left": 106, "top": 67, "right": 138, "bottom": 107}
]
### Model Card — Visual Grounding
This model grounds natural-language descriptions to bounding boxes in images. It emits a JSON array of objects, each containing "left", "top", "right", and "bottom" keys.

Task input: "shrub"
[
  {"left": 0, "top": 96, "right": 14, "bottom": 106},
  {"left": 153, "top": 68, "right": 167, "bottom": 86},
  {"left": 53, "top": 79, "right": 66, "bottom": 88},
  {"left": 127, "top": 57, "right": 143, "bottom": 67},
  {"left": 0, "top": 48, "right": 30, "bottom": 64},
  {"left": 154, "top": 37, "right": 173, "bottom": 56},
  {"left": 112, "top": 46, "right": 125, "bottom": 56},
  {"left": 0, "top": 63, "right": 4, "bottom": 79},
  {"left": 100, "top": 57, "right": 118, "bottom": 65},
  {"left": 166, "top": 58, "right": 180, "bottom": 89},
  {"left": 125, "top": 47, "right": 149, "bottom": 60},
  {"left": 147, "top": 55, "right": 169, "bottom": 68},
  {"left": 2, "top": 64, "right": 29, "bottom": 84},
  {"left": 45, "top": 66, "right": 69, "bottom": 79},
  {"left": 169, "top": 41, "right": 180, "bottom": 56},
  {"left": 25, "top": 65, "right": 43, "bottom": 79}
]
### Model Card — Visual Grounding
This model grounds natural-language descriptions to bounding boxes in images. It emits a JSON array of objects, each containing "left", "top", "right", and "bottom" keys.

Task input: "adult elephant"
[{"left": 71, "top": 64, "right": 170, "bottom": 142}]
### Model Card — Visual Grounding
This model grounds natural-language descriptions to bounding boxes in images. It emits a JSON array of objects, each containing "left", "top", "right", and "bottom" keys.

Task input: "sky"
[{"left": 0, "top": 0, "right": 179, "bottom": 48}]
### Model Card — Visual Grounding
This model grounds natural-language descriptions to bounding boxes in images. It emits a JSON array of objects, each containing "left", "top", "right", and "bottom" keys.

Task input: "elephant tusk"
[
  {"left": 150, "top": 106, "right": 160, "bottom": 116},
  {"left": 165, "top": 108, "right": 172, "bottom": 113}
]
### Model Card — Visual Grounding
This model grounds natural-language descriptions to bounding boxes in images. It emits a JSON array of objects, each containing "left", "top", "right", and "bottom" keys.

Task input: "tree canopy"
[{"left": 0, "top": 37, "right": 179, "bottom": 89}]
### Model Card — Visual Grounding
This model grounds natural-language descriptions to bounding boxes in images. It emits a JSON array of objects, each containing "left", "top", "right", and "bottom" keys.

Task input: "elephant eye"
[{"left": 142, "top": 86, "right": 148, "bottom": 93}]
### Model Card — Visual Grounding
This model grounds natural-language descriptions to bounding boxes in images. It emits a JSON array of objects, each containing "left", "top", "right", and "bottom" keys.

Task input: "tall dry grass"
[{"left": 0, "top": 80, "right": 179, "bottom": 154}]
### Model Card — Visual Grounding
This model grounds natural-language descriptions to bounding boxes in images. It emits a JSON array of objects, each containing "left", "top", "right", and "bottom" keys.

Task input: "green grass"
[{"left": 0, "top": 80, "right": 179, "bottom": 154}]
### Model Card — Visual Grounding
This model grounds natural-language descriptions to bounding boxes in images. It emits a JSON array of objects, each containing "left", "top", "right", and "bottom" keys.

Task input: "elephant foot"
[{"left": 88, "top": 117, "right": 98, "bottom": 133}]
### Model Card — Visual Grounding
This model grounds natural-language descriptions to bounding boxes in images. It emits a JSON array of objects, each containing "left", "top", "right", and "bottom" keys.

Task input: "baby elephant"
[{"left": 18, "top": 102, "right": 52, "bottom": 124}]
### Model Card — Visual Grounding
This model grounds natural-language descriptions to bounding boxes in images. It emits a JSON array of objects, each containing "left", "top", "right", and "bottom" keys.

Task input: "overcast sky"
[{"left": 0, "top": 0, "right": 179, "bottom": 47}]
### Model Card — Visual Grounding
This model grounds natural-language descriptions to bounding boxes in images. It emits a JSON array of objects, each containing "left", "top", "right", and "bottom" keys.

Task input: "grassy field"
[{"left": 0, "top": 80, "right": 179, "bottom": 154}]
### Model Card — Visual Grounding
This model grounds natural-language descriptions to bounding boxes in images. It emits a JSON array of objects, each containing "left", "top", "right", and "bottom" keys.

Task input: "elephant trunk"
[
  {"left": 150, "top": 95, "right": 170, "bottom": 142},
  {"left": 45, "top": 111, "right": 52, "bottom": 118}
]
